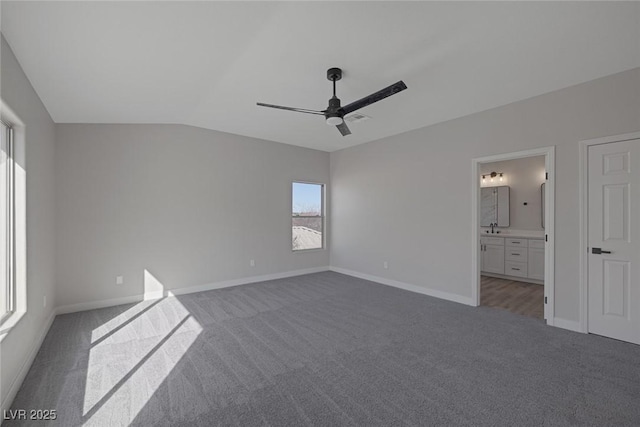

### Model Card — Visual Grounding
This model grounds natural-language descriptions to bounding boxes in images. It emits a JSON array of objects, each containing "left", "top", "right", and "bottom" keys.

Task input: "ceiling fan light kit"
[
  {"left": 257, "top": 67, "right": 407, "bottom": 137},
  {"left": 326, "top": 115, "right": 343, "bottom": 126}
]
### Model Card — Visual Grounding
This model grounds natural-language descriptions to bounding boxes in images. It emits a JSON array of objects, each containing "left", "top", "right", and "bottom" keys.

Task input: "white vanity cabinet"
[
  {"left": 527, "top": 239, "right": 545, "bottom": 280},
  {"left": 504, "top": 238, "right": 528, "bottom": 278},
  {"left": 481, "top": 235, "right": 544, "bottom": 283},
  {"left": 480, "top": 237, "right": 504, "bottom": 274}
]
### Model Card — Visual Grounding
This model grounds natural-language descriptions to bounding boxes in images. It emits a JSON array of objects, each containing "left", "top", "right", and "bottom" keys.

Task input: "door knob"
[{"left": 592, "top": 247, "right": 612, "bottom": 254}]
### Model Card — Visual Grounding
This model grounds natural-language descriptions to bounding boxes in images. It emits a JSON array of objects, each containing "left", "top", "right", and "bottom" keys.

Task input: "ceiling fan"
[{"left": 257, "top": 68, "right": 407, "bottom": 136}]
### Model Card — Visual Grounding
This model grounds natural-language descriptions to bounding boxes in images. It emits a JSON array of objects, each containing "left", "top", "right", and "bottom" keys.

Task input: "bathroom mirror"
[
  {"left": 541, "top": 182, "right": 545, "bottom": 228},
  {"left": 480, "top": 186, "right": 510, "bottom": 227}
]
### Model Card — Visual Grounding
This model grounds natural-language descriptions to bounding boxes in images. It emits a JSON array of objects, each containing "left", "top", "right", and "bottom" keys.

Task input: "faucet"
[{"left": 490, "top": 223, "right": 496, "bottom": 234}]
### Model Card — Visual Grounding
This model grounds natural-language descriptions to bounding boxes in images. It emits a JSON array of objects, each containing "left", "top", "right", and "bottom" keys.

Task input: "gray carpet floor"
[{"left": 7, "top": 271, "right": 640, "bottom": 426}]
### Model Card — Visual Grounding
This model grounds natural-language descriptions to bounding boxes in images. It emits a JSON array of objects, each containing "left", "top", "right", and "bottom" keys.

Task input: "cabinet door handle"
[
  {"left": 511, "top": 253, "right": 520, "bottom": 256},
  {"left": 512, "top": 267, "right": 520, "bottom": 271}
]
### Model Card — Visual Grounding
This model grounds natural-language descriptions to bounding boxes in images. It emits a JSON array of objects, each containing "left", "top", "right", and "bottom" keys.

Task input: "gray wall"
[
  {"left": 330, "top": 67, "right": 640, "bottom": 324},
  {"left": 480, "top": 156, "right": 546, "bottom": 231},
  {"left": 0, "top": 35, "right": 56, "bottom": 409},
  {"left": 55, "top": 124, "right": 329, "bottom": 308}
]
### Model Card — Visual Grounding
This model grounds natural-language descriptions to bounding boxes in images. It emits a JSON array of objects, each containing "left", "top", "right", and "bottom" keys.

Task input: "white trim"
[
  {"left": 0, "top": 310, "right": 55, "bottom": 415},
  {"left": 544, "top": 147, "right": 556, "bottom": 324},
  {"left": 152, "top": 266, "right": 329, "bottom": 298},
  {"left": 330, "top": 266, "right": 475, "bottom": 306},
  {"left": 578, "top": 132, "right": 640, "bottom": 335},
  {"left": 0, "top": 311, "right": 26, "bottom": 338},
  {"left": 551, "top": 317, "right": 583, "bottom": 333},
  {"left": 0, "top": 101, "right": 26, "bottom": 127},
  {"left": 471, "top": 146, "right": 555, "bottom": 164},
  {"left": 56, "top": 266, "right": 330, "bottom": 315},
  {"left": 471, "top": 158, "right": 480, "bottom": 306},
  {"left": 56, "top": 294, "right": 145, "bottom": 315},
  {"left": 578, "top": 131, "right": 640, "bottom": 147},
  {"left": 471, "top": 146, "right": 556, "bottom": 323}
]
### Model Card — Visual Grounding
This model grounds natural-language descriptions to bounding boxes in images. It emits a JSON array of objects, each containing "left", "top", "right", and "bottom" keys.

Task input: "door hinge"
[
  {"left": 545, "top": 172, "right": 548, "bottom": 180},
  {"left": 545, "top": 297, "right": 548, "bottom": 304}
]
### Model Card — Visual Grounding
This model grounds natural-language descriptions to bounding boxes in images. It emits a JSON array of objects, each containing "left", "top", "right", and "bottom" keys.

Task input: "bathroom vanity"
[{"left": 480, "top": 235, "right": 544, "bottom": 284}]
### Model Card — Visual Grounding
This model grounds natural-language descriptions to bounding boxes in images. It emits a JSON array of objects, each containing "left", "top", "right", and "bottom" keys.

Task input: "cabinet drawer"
[
  {"left": 505, "top": 261, "right": 528, "bottom": 278},
  {"left": 528, "top": 239, "right": 545, "bottom": 249},
  {"left": 481, "top": 237, "right": 504, "bottom": 246},
  {"left": 505, "top": 248, "right": 528, "bottom": 261},
  {"left": 505, "top": 238, "right": 526, "bottom": 247}
]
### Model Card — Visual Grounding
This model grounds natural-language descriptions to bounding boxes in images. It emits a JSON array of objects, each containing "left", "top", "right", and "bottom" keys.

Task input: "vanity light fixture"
[{"left": 482, "top": 171, "right": 503, "bottom": 185}]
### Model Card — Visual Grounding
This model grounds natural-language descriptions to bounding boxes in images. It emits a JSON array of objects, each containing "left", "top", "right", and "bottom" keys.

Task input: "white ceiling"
[{"left": 2, "top": 2, "right": 639, "bottom": 152}]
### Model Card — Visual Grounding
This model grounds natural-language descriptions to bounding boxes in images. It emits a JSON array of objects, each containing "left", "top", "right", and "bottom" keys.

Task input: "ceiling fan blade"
[
  {"left": 341, "top": 81, "right": 407, "bottom": 115},
  {"left": 256, "top": 103, "right": 325, "bottom": 116},
  {"left": 336, "top": 122, "right": 351, "bottom": 136}
]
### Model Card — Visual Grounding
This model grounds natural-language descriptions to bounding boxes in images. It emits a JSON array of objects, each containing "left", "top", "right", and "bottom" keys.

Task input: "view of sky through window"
[
  {"left": 292, "top": 182, "right": 323, "bottom": 251},
  {"left": 292, "top": 182, "right": 321, "bottom": 214}
]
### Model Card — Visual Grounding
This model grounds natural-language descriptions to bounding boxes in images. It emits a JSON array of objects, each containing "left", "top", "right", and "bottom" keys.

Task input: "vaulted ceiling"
[{"left": 2, "top": 1, "right": 638, "bottom": 151}]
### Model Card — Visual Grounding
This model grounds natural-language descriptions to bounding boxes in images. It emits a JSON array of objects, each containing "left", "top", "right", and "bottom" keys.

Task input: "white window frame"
[
  {"left": 1, "top": 120, "right": 16, "bottom": 325},
  {"left": 291, "top": 181, "right": 325, "bottom": 252}
]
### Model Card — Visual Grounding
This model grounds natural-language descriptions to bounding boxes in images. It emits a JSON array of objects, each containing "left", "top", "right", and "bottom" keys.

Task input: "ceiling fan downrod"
[{"left": 325, "top": 68, "right": 344, "bottom": 126}]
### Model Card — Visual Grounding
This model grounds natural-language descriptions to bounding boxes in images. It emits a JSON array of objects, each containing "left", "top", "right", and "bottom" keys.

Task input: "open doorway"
[{"left": 471, "top": 147, "right": 555, "bottom": 323}]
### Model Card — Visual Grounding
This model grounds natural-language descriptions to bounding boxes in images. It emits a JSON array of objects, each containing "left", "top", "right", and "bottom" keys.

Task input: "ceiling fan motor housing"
[
  {"left": 325, "top": 95, "right": 343, "bottom": 125},
  {"left": 327, "top": 96, "right": 342, "bottom": 112}
]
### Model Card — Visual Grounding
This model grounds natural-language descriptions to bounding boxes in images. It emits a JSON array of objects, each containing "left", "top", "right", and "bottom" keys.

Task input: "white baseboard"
[
  {"left": 549, "top": 317, "right": 584, "bottom": 333},
  {"left": 151, "top": 266, "right": 330, "bottom": 299},
  {"left": 56, "top": 294, "right": 145, "bottom": 315},
  {"left": 56, "top": 266, "right": 330, "bottom": 315},
  {"left": 330, "top": 266, "right": 475, "bottom": 306},
  {"left": 1, "top": 310, "right": 55, "bottom": 417}
]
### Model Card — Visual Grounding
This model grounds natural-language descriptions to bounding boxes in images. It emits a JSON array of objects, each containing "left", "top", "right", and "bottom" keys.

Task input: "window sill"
[
  {"left": 292, "top": 248, "right": 326, "bottom": 253},
  {"left": 0, "top": 311, "right": 27, "bottom": 342}
]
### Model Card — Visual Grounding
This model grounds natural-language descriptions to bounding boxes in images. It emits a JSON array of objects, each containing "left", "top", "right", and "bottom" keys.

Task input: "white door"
[{"left": 588, "top": 138, "right": 640, "bottom": 344}]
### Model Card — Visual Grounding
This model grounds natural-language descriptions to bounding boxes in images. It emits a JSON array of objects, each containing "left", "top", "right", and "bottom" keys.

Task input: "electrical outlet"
[
  {"left": 43, "top": 295, "right": 47, "bottom": 308},
  {"left": 383, "top": 261, "right": 388, "bottom": 269},
  {"left": 116, "top": 275, "right": 124, "bottom": 285},
  {"left": 250, "top": 259, "right": 255, "bottom": 267}
]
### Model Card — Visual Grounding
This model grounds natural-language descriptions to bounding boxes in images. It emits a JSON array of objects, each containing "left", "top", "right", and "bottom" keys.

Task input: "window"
[
  {"left": 1, "top": 121, "right": 15, "bottom": 324},
  {"left": 292, "top": 182, "right": 324, "bottom": 251}
]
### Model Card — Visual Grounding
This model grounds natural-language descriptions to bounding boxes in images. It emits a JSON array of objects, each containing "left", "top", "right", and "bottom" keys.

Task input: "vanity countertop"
[{"left": 480, "top": 232, "right": 544, "bottom": 240}]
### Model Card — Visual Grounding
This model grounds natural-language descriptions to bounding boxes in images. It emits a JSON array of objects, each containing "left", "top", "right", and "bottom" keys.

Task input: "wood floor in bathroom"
[{"left": 480, "top": 276, "right": 544, "bottom": 319}]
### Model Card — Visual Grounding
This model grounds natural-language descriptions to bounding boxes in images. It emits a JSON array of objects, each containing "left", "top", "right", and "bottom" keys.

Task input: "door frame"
[
  {"left": 578, "top": 131, "right": 640, "bottom": 334},
  {"left": 471, "top": 146, "right": 555, "bottom": 323}
]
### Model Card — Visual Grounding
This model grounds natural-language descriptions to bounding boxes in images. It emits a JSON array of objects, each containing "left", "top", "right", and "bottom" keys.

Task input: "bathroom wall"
[{"left": 480, "top": 155, "right": 546, "bottom": 232}]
